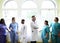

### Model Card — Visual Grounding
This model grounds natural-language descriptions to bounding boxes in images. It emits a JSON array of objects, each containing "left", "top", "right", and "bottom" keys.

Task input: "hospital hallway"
[{"left": 0, "top": 0, "right": 60, "bottom": 43}]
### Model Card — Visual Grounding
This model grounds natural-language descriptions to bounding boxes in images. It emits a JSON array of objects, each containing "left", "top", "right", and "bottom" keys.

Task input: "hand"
[
  {"left": 46, "top": 33, "right": 48, "bottom": 38},
  {"left": 8, "top": 29, "right": 11, "bottom": 32},
  {"left": 46, "top": 35, "right": 48, "bottom": 38},
  {"left": 58, "top": 33, "right": 60, "bottom": 37},
  {"left": 16, "top": 32, "right": 18, "bottom": 34}
]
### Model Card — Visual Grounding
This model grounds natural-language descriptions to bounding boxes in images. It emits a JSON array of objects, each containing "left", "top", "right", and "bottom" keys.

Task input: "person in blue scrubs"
[
  {"left": 0, "top": 18, "right": 8, "bottom": 43},
  {"left": 50, "top": 17, "right": 60, "bottom": 43},
  {"left": 9, "top": 17, "right": 18, "bottom": 43},
  {"left": 41, "top": 20, "right": 50, "bottom": 43}
]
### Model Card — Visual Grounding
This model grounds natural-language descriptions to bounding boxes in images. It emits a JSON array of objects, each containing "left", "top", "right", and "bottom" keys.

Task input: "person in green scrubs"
[
  {"left": 50, "top": 17, "right": 60, "bottom": 43},
  {"left": 41, "top": 20, "right": 50, "bottom": 43}
]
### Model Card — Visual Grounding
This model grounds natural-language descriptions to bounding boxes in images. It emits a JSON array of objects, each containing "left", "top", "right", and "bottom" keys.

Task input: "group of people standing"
[
  {"left": 0, "top": 15, "right": 60, "bottom": 43},
  {"left": 0, "top": 17, "right": 18, "bottom": 43},
  {"left": 41, "top": 17, "right": 60, "bottom": 43}
]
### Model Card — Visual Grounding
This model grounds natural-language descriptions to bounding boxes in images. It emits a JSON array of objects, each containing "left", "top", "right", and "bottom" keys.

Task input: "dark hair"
[
  {"left": 0, "top": 18, "right": 6, "bottom": 25},
  {"left": 21, "top": 19, "right": 25, "bottom": 24},
  {"left": 32, "top": 15, "right": 35, "bottom": 18},
  {"left": 55, "top": 17, "right": 59, "bottom": 21},
  {"left": 0, "top": 20, "right": 1, "bottom": 24},
  {"left": 12, "top": 17, "right": 15, "bottom": 20},
  {"left": 45, "top": 20, "right": 48, "bottom": 25}
]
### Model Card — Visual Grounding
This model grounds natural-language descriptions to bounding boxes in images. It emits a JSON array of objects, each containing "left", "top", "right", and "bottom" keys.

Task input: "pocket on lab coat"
[{"left": 32, "top": 30, "right": 38, "bottom": 41}]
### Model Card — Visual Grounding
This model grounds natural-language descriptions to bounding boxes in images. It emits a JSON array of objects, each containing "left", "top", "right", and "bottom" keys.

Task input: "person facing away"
[
  {"left": 30, "top": 15, "right": 39, "bottom": 43},
  {"left": 9, "top": 17, "right": 18, "bottom": 43},
  {"left": 41, "top": 20, "right": 50, "bottom": 43},
  {"left": 50, "top": 17, "right": 60, "bottom": 43},
  {"left": 20, "top": 19, "right": 27, "bottom": 43},
  {"left": 0, "top": 18, "right": 9, "bottom": 43}
]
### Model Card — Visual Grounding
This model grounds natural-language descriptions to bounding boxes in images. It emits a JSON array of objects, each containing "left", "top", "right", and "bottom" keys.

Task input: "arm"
[
  {"left": 46, "top": 33, "right": 49, "bottom": 38},
  {"left": 31, "top": 22, "right": 38, "bottom": 29},
  {"left": 50, "top": 23, "right": 52, "bottom": 28},
  {"left": 4, "top": 26, "right": 10, "bottom": 32},
  {"left": 24, "top": 25, "right": 27, "bottom": 35},
  {"left": 9, "top": 24, "right": 12, "bottom": 31},
  {"left": 16, "top": 23, "right": 19, "bottom": 34},
  {"left": 58, "top": 23, "right": 60, "bottom": 37},
  {"left": 45, "top": 27, "right": 50, "bottom": 38}
]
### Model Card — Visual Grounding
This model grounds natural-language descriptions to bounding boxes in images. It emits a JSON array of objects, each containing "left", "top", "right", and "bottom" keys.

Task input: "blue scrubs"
[
  {"left": 0, "top": 24, "right": 7, "bottom": 43},
  {"left": 41, "top": 25, "right": 50, "bottom": 43},
  {"left": 50, "top": 22, "right": 60, "bottom": 43},
  {"left": 9, "top": 22, "right": 18, "bottom": 43}
]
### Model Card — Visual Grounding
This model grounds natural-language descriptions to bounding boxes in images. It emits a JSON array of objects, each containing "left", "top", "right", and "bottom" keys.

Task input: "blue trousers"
[
  {"left": 0, "top": 35, "right": 6, "bottom": 43},
  {"left": 42, "top": 39, "right": 48, "bottom": 43},
  {"left": 57, "top": 37, "right": 60, "bottom": 43},
  {"left": 51, "top": 34, "right": 57, "bottom": 43},
  {"left": 10, "top": 31, "right": 18, "bottom": 43}
]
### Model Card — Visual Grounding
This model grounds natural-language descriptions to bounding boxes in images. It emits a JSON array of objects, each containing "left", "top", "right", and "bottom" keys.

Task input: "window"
[
  {"left": 2, "top": 0, "right": 57, "bottom": 41},
  {"left": 40, "top": 0, "right": 56, "bottom": 31},
  {"left": 21, "top": 1, "right": 38, "bottom": 41},
  {"left": 2, "top": 0, "right": 18, "bottom": 27}
]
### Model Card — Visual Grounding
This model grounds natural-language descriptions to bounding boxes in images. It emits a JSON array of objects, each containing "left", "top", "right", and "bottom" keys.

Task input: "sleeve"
[
  {"left": 31, "top": 22, "right": 38, "bottom": 29},
  {"left": 50, "top": 23, "right": 52, "bottom": 28},
  {"left": 20, "top": 26, "right": 23, "bottom": 35},
  {"left": 45, "top": 27, "right": 50, "bottom": 33},
  {"left": 9, "top": 24, "right": 12, "bottom": 29},
  {"left": 57, "top": 23, "right": 60, "bottom": 33},
  {"left": 20, "top": 28, "right": 22, "bottom": 35},
  {"left": 15, "top": 23, "right": 18, "bottom": 32},
  {"left": 3, "top": 26, "right": 8, "bottom": 30},
  {"left": 24, "top": 25, "right": 27, "bottom": 34},
  {"left": 17, "top": 23, "right": 18, "bottom": 30}
]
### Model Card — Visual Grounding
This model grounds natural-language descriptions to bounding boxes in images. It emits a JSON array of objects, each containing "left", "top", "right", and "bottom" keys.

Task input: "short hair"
[
  {"left": 55, "top": 17, "right": 59, "bottom": 21},
  {"left": 21, "top": 19, "right": 25, "bottom": 22},
  {"left": 32, "top": 15, "right": 35, "bottom": 18},
  {"left": 0, "top": 20, "right": 1, "bottom": 24},
  {"left": 21, "top": 19, "right": 25, "bottom": 24},
  {"left": 12, "top": 17, "right": 15, "bottom": 20},
  {"left": 45, "top": 20, "right": 48, "bottom": 25}
]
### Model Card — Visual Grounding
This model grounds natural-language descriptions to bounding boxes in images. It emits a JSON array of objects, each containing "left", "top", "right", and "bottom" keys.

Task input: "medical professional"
[
  {"left": 50, "top": 17, "right": 60, "bottom": 43},
  {"left": 20, "top": 19, "right": 27, "bottom": 43},
  {"left": 30, "top": 16, "right": 39, "bottom": 43},
  {"left": 9, "top": 17, "right": 18, "bottom": 43},
  {"left": 41, "top": 20, "right": 50, "bottom": 43},
  {"left": 0, "top": 18, "right": 9, "bottom": 43}
]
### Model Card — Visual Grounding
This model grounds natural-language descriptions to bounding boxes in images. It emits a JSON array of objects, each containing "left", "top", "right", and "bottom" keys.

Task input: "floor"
[{"left": 7, "top": 41, "right": 51, "bottom": 43}]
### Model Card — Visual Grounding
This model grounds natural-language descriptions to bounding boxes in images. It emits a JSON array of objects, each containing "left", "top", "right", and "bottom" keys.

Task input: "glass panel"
[
  {"left": 41, "top": 0, "right": 55, "bottom": 9},
  {"left": 41, "top": 10, "right": 55, "bottom": 31},
  {"left": 21, "top": 9, "right": 38, "bottom": 41},
  {"left": 3, "top": 10, "right": 18, "bottom": 27},
  {"left": 4, "top": 1, "right": 18, "bottom": 9},
  {"left": 22, "top": 1, "right": 37, "bottom": 9}
]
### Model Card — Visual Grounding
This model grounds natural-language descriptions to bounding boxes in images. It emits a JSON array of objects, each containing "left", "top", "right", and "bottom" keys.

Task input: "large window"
[
  {"left": 2, "top": 0, "right": 18, "bottom": 41},
  {"left": 21, "top": 1, "right": 39, "bottom": 41},
  {"left": 2, "top": 0, "right": 57, "bottom": 41},
  {"left": 40, "top": 0, "right": 56, "bottom": 31},
  {"left": 2, "top": 0, "right": 18, "bottom": 27}
]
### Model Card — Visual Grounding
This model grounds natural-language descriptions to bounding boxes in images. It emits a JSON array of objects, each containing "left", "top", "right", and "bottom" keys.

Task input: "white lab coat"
[
  {"left": 31, "top": 21, "right": 38, "bottom": 41},
  {"left": 20, "top": 24, "right": 27, "bottom": 43}
]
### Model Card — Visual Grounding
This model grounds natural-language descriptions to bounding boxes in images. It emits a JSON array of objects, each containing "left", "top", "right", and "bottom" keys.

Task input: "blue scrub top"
[
  {"left": 9, "top": 22, "right": 18, "bottom": 32},
  {"left": 0, "top": 24, "right": 7, "bottom": 35},
  {"left": 50, "top": 22, "right": 60, "bottom": 35},
  {"left": 41, "top": 25, "right": 50, "bottom": 40}
]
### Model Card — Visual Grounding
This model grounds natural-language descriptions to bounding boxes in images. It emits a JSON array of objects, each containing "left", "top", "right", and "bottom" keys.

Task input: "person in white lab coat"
[
  {"left": 30, "top": 16, "right": 39, "bottom": 43},
  {"left": 20, "top": 19, "right": 27, "bottom": 43}
]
